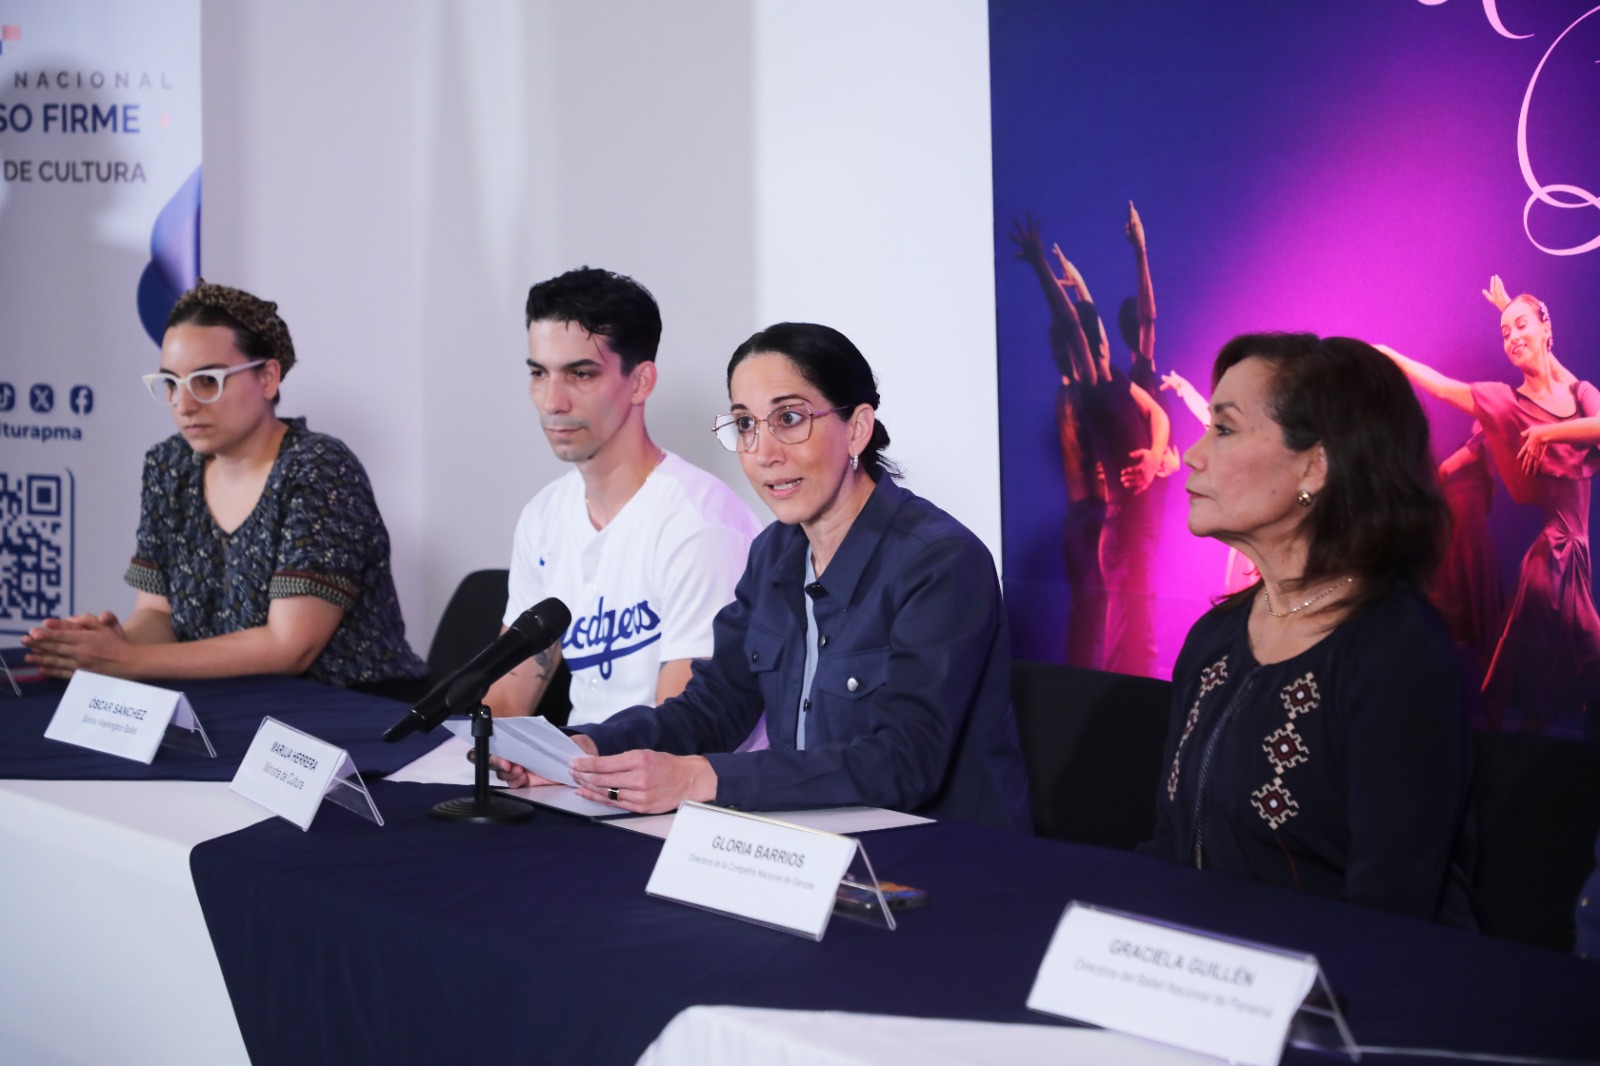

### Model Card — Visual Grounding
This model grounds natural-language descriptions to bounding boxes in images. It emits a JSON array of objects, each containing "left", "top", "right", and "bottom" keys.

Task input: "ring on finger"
[{"left": 607, "top": 787, "right": 620, "bottom": 802}]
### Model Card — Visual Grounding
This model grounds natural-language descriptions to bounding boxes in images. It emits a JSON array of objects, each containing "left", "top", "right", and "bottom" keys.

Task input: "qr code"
[{"left": 0, "top": 470, "right": 73, "bottom": 634}]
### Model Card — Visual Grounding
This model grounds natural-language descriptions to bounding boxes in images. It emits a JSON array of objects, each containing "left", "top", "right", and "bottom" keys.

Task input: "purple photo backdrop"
[{"left": 990, "top": 1, "right": 1600, "bottom": 726}]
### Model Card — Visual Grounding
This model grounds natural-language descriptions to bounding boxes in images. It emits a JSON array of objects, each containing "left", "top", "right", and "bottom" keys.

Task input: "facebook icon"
[
  {"left": 0, "top": 383, "right": 13, "bottom": 411},
  {"left": 30, "top": 384, "right": 54, "bottom": 413},
  {"left": 70, "top": 385, "right": 94, "bottom": 415}
]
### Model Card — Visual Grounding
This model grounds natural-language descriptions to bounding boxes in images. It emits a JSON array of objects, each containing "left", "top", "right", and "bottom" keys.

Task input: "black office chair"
[
  {"left": 1470, "top": 729, "right": 1600, "bottom": 951},
  {"left": 427, "top": 569, "right": 572, "bottom": 726},
  {"left": 427, "top": 570, "right": 510, "bottom": 680},
  {"left": 1011, "top": 660, "right": 1172, "bottom": 849}
]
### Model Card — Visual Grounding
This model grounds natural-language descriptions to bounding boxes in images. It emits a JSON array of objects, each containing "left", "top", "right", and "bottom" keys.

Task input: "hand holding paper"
[
  {"left": 445, "top": 716, "right": 595, "bottom": 787},
  {"left": 569, "top": 749, "right": 718, "bottom": 814}
]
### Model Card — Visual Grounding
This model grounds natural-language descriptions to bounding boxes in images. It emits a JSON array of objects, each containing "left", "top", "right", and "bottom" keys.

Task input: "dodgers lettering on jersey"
[{"left": 563, "top": 595, "right": 662, "bottom": 678}]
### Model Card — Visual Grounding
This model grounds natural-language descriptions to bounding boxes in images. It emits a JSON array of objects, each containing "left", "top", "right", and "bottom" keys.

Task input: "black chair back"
[
  {"left": 426, "top": 570, "right": 574, "bottom": 727},
  {"left": 1011, "top": 660, "right": 1172, "bottom": 849},
  {"left": 427, "top": 570, "right": 511, "bottom": 680},
  {"left": 1471, "top": 730, "right": 1600, "bottom": 951}
]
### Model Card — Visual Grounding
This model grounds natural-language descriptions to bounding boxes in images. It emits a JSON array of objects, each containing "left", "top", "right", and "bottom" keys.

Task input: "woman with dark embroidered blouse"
[
  {"left": 23, "top": 281, "right": 428, "bottom": 696},
  {"left": 1141, "top": 333, "right": 1475, "bottom": 926}
]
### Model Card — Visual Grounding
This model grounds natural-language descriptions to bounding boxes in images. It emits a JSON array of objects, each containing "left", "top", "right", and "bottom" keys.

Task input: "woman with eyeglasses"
[
  {"left": 490, "top": 322, "right": 1031, "bottom": 830},
  {"left": 22, "top": 280, "right": 428, "bottom": 697}
]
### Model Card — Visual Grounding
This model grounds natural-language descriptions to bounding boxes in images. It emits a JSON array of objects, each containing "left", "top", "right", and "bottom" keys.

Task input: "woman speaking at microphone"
[
  {"left": 491, "top": 322, "right": 1031, "bottom": 830},
  {"left": 22, "top": 280, "right": 428, "bottom": 698}
]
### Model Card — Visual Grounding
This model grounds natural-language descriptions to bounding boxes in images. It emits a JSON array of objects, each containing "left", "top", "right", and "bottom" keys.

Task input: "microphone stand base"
[
  {"left": 428, "top": 793, "right": 537, "bottom": 824},
  {"left": 427, "top": 703, "right": 536, "bottom": 823}
]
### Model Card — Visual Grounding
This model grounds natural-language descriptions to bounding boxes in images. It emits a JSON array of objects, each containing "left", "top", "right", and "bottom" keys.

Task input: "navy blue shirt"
[
  {"left": 1143, "top": 585, "right": 1475, "bottom": 925},
  {"left": 579, "top": 477, "right": 1032, "bottom": 831}
]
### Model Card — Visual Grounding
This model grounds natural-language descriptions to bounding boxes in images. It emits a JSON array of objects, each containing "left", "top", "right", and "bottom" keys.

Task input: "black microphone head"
[
  {"left": 509, "top": 597, "right": 572, "bottom": 647},
  {"left": 384, "top": 597, "right": 571, "bottom": 741},
  {"left": 804, "top": 582, "right": 826, "bottom": 600}
]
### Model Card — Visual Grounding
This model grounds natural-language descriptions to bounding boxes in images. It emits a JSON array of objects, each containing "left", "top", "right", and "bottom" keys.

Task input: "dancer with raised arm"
[{"left": 1382, "top": 278, "right": 1600, "bottom": 735}]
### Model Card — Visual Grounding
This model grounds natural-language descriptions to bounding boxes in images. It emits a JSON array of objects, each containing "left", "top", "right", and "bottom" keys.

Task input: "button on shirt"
[{"left": 578, "top": 477, "right": 1032, "bottom": 831}]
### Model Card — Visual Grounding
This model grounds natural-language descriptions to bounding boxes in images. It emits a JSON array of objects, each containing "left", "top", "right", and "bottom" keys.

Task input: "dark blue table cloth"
[
  {"left": 190, "top": 781, "right": 1600, "bottom": 1066},
  {"left": 0, "top": 674, "right": 445, "bottom": 780}
]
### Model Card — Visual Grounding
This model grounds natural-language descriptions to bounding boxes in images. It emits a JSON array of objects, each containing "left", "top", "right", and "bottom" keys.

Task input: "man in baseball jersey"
[{"left": 485, "top": 267, "right": 764, "bottom": 727}]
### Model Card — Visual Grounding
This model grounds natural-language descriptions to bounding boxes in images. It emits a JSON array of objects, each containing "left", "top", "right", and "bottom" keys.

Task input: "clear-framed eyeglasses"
[
  {"left": 713, "top": 404, "right": 850, "bottom": 453},
  {"left": 142, "top": 360, "right": 268, "bottom": 405}
]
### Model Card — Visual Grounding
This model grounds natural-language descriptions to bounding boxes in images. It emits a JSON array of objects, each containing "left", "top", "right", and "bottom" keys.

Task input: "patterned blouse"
[
  {"left": 124, "top": 418, "right": 427, "bottom": 688},
  {"left": 1142, "top": 583, "right": 1476, "bottom": 925}
]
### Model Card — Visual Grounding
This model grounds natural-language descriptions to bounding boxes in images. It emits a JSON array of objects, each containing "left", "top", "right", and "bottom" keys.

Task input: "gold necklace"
[{"left": 1260, "top": 576, "right": 1354, "bottom": 619}]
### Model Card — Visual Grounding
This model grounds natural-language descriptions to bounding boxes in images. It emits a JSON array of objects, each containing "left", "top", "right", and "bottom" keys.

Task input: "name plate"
[
  {"left": 230, "top": 717, "right": 383, "bottom": 831},
  {"left": 646, "top": 802, "right": 860, "bottom": 940},
  {"left": 43, "top": 671, "right": 213, "bottom": 763},
  {"left": 1028, "top": 903, "right": 1322, "bottom": 1066}
]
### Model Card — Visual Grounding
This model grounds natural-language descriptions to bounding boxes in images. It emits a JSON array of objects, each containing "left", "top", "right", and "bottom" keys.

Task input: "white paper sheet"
[
  {"left": 441, "top": 716, "right": 587, "bottom": 785},
  {"left": 510, "top": 783, "right": 638, "bottom": 819},
  {"left": 386, "top": 734, "right": 627, "bottom": 818},
  {"left": 640, "top": 1006, "right": 1218, "bottom": 1066},
  {"left": 610, "top": 806, "right": 933, "bottom": 840}
]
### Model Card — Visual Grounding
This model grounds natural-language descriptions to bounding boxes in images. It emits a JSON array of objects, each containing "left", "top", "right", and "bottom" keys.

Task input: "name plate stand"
[
  {"left": 43, "top": 671, "right": 215, "bottom": 763},
  {"left": 1027, "top": 903, "right": 1356, "bottom": 1066},
  {"left": 645, "top": 801, "right": 896, "bottom": 940},
  {"left": 0, "top": 653, "right": 22, "bottom": 696},
  {"left": 229, "top": 717, "right": 383, "bottom": 831}
]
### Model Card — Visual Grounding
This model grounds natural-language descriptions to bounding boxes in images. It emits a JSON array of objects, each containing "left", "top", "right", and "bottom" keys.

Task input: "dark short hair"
[
  {"left": 524, "top": 267, "right": 662, "bottom": 372},
  {"left": 1213, "top": 332, "right": 1446, "bottom": 605},
  {"left": 726, "top": 322, "right": 901, "bottom": 481}
]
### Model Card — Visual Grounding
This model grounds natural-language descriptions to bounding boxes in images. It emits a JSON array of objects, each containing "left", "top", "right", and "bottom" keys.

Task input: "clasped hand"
[{"left": 20, "top": 612, "right": 132, "bottom": 679}]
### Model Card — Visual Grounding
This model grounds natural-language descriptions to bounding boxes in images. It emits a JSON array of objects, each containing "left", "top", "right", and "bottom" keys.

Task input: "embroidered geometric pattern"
[
  {"left": 270, "top": 569, "right": 360, "bottom": 610},
  {"left": 1281, "top": 673, "right": 1319, "bottom": 716},
  {"left": 1167, "top": 655, "right": 1228, "bottom": 800},
  {"left": 1251, "top": 777, "right": 1300, "bottom": 829},
  {"left": 1263, "top": 726, "right": 1308, "bottom": 774},
  {"left": 1253, "top": 671, "right": 1320, "bottom": 827},
  {"left": 124, "top": 557, "right": 166, "bottom": 596}
]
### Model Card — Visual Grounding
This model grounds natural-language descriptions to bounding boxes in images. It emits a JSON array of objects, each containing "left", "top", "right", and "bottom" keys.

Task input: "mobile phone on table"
[{"left": 834, "top": 880, "right": 929, "bottom": 916}]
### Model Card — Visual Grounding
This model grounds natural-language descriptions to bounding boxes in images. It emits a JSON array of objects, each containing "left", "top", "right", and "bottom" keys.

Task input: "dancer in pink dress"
[
  {"left": 1382, "top": 278, "right": 1600, "bottom": 734},
  {"left": 1433, "top": 425, "right": 1505, "bottom": 699}
]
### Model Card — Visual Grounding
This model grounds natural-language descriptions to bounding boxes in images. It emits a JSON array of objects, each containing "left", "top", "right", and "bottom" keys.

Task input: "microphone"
[{"left": 382, "top": 597, "right": 571, "bottom": 742}]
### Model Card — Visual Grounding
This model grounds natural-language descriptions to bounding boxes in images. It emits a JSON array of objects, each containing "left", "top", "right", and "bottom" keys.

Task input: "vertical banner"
[
  {"left": 990, "top": 0, "right": 1600, "bottom": 739},
  {"left": 0, "top": 1, "right": 200, "bottom": 643}
]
